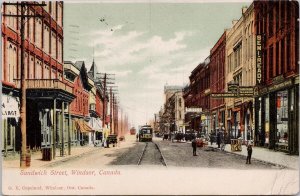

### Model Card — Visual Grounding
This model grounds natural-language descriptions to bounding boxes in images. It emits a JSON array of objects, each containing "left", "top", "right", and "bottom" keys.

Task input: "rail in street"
[{"left": 137, "top": 142, "right": 167, "bottom": 166}]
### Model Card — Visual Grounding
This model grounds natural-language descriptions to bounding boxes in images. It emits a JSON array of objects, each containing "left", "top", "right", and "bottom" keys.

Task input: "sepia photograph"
[{"left": 1, "top": 0, "right": 299, "bottom": 195}]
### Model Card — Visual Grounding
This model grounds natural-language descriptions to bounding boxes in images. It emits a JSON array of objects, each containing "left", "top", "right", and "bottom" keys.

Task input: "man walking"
[
  {"left": 217, "top": 131, "right": 221, "bottom": 148},
  {"left": 192, "top": 139, "right": 197, "bottom": 156},
  {"left": 246, "top": 141, "right": 253, "bottom": 164}
]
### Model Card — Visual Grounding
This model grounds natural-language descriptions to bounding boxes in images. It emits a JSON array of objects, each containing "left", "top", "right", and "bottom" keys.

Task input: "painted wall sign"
[
  {"left": 2, "top": 94, "right": 20, "bottom": 119},
  {"left": 256, "top": 35, "right": 262, "bottom": 84}
]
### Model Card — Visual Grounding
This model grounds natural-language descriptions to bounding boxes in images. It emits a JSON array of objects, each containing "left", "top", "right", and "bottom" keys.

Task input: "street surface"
[{"left": 49, "top": 135, "right": 284, "bottom": 169}]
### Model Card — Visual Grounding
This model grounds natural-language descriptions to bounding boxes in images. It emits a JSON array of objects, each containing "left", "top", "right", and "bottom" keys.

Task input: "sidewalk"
[
  {"left": 3, "top": 135, "right": 138, "bottom": 169},
  {"left": 2, "top": 145, "right": 101, "bottom": 169},
  {"left": 208, "top": 143, "right": 299, "bottom": 170}
]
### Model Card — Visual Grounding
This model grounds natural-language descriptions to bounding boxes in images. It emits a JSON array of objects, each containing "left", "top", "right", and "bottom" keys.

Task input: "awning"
[
  {"left": 75, "top": 119, "right": 94, "bottom": 133},
  {"left": 88, "top": 117, "right": 102, "bottom": 132}
]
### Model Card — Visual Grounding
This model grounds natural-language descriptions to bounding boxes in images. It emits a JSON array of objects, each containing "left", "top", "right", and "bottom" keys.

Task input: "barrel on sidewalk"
[{"left": 42, "top": 147, "right": 52, "bottom": 161}]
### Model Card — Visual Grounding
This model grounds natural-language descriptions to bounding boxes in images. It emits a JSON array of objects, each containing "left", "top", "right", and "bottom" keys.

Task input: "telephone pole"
[{"left": 3, "top": 2, "right": 45, "bottom": 168}]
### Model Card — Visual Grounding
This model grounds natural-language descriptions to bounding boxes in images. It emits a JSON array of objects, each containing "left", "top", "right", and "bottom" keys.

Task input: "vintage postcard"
[{"left": 1, "top": 0, "right": 299, "bottom": 195}]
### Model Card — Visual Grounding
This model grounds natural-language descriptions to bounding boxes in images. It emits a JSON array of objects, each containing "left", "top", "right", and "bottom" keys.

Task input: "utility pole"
[
  {"left": 102, "top": 73, "right": 107, "bottom": 127},
  {"left": 97, "top": 73, "right": 116, "bottom": 131},
  {"left": 3, "top": 2, "right": 45, "bottom": 168}
]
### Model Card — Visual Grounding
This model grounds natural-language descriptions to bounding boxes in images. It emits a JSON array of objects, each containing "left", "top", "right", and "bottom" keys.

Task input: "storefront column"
[
  {"left": 53, "top": 99, "right": 56, "bottom": 159},
  {"left": 254, "top": 98, "right": 259, "bottom": 146},
  {"left": 269, "top": 93, "right": 276, "bottom": 150},
  {"left": 4, "top": 119, "right": 7, "bottom": 156},
  {"left": 68, "top": 103, "right": 71, "bottom": 155},
  {"left": 60, "top": 102, "right": 65, "bottom": 156},
  {"left": 288, "top": 87, "right": 298, "bottom": 154}
]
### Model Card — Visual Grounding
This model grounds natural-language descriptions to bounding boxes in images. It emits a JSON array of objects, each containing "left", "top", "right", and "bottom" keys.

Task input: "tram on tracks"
[
  {"left": 138, "top": 125, "right": 153, "bottom": 142},
  {"left": 130, "top": 127, "right": 136, "bottom": 135}
]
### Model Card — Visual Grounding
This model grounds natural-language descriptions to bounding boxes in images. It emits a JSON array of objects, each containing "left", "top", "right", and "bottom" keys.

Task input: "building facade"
[
  {"left": 254, "top": 1, "right": 299, "bottom": 154},
  {"left": 224, "top": 5, "right": 256, "bottom": 143},
  {"left": 184, "top": 57, "right": 210, "bottom": 134},
  {"left": 210, "top": 31, "right": 227, "bottom": 135},
  {"left": 1, "top": 2, "right": 76, "bottom": 160},
  {"left": 64, "top": 61, "right": 93, "bottom": 146},
  {"left": 174, "top": 91, "right": 185, "bottom": 133}
]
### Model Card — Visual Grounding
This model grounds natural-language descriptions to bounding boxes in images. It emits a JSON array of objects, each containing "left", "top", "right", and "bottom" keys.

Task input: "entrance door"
[{"left": 41, "top": 111, "right": 51, "bottom": 148}]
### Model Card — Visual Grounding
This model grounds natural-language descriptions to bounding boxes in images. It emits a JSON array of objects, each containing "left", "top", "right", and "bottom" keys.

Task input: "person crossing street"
[{"left": 192, "top": 139, "right": 197, "bottom": 156}]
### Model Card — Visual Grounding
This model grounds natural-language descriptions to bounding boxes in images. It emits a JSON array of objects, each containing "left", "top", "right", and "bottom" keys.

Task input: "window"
[
  {"left": 51, "top": 32, "right": 57, "bottom": 58},
  {"left": 35, "top": 18, "right": 42, "bottom": 48},
  {"left": 276, "top": 42, "right": 279, "bottom": 75},
  {"left": 281, "top": 39, "right": 285, "bottom": 74},
  {"left": 29, "top": 56, "right": 34, "bottom": 79},
  {"left": 44, "top": 25, "right": 50, "bottom": 54},
  {"left": 287, "top": 34, "right": 291, "bottom": 71},
  {"left": 29, "top": 11, "right": 34, "bottom": 41},
  {"left": 275, "top": 2, "right": 279, "bottom": 32},
  {"left": 280, "top": 1, "right": 285, "bottom": 28},
  {"left": 269, "top": 8, "right": 273, "bottom": 36},
  {"left": 269, "top": 45, "right": 274, "bottom": 79},
  {"left": 179, "top": 98, "right": 182, "bottom": 107}
]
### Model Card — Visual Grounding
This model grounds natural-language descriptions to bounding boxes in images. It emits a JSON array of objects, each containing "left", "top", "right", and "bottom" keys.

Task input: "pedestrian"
[
  {"left": 209, "top": 133, "right": 213, "bottom": 145},
  {"left": 217, "top": 131, "right": 221, "bottom": 148},
  {"left": 136, "top": 134, "right": 139, "bottom": 142},
  {"left": 246, "top": 141, "right": 253, "bottom": 164},
  {"left": 106, "top": 139, "right": 110, "bottom": 148},
  {"left": 192, "top": 139, "right": 197, "bottom": 156}
]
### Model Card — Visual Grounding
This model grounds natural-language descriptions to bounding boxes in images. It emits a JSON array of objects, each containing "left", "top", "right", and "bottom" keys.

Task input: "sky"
[{"left": 64, "top": 1, "right": 250, "bottom": 128}]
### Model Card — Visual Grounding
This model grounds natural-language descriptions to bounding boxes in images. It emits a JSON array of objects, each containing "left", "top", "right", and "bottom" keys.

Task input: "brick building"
[
  {"left": 184, "top": 57, "right": 210, "bottom": 134},
  {"left": 254, "top": 1, "right": 299, "bottom": 154},
  {"left": 210, "top": 31, "right": 227, "bottom": 133},
  {"left": 1, "top": 2, "right": 76, "bottom": 159}
]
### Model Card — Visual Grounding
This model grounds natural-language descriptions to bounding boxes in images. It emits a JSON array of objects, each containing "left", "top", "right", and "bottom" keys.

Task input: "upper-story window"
[
  {"left": 5, "top": 5, "right": 17, "bottom": 31},
  {"left": 43, "top": 24, "right": 50, "bottom": 54},
  {"left": 51, "top": 32, "right": 57, "bottom": 58},
  {"left": 51, "top": 2, "right": 56, "bottom": 19},
  {"left": 234, "top": 43, "right": 242, "bottom": 69},
  {"left": 179, "top": 98, "right": 182, "bottom": 107},
  {"left": 35, "top": 18, "right": 42, "bottom": 49},
  {"left": 57, "top": 3, "right": 63, "bottom": 27}
]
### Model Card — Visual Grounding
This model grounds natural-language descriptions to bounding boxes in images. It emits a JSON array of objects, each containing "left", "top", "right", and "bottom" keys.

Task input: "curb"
[
  {"left": 207, "top": 146, "right": 288, "bottom": 169},
  {"left": 41, "top": 147, "right": 101, "bottom": 168}
]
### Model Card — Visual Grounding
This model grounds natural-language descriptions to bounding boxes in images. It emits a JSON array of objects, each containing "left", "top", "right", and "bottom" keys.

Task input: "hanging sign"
[
  {"left": 256, "top": 35, "right": 262, "bottom": 84},
  {"left": 2, "top": 94, "right": 20, "bottom": 119}
]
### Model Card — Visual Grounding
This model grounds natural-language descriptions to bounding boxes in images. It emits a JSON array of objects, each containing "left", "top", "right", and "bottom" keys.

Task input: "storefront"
[
  {"left": 88, "top": 117, "right": 103, "bottom": 145},
  {"left": 2, "top": 93, "right": 20, "bottom": 155},
  {"left": 242, "top": 101, "right": 254, "bottom": 143},
  {"left": 255, "top": 77, "right": 299, "bottom": 154}
]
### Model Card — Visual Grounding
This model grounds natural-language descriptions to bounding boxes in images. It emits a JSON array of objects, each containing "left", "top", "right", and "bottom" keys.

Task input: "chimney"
[{"left": 242, "top": 6, "right": 248, "bottom": 14}]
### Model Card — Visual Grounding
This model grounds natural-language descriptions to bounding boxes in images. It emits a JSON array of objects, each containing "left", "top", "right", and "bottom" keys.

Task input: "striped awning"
[{"left": 75, "top": 119, "right": 93, "bottom": 133}]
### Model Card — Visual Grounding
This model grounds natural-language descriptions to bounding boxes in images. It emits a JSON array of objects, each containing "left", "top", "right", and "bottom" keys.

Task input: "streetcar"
[
  {"left": 138, "top": 125, "right": 153, "bottom": 142},
  {"left": 130, "top": 127, "right": 136, "bottom": 135}
]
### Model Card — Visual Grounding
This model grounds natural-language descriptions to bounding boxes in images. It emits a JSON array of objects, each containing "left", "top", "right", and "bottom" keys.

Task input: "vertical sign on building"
[{"left": 256, "top": 35, "right": 262, "bottom": 84}]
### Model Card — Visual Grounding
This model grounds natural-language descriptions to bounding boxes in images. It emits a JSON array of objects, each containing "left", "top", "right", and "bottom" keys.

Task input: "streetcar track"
[
  {"left": 137, "top": 142, "right": 148, "bottom": 165},
  {"left": 137, "top": 141, "right": 167, "bottom": 166}
]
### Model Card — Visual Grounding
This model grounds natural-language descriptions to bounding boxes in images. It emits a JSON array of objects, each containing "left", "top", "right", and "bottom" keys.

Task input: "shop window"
[
  {"left": 265, "top": 97, "right": 270, "bottom": 144},
  {"left": 276, "top": 90, "right": 288, "bottom": 143}
]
